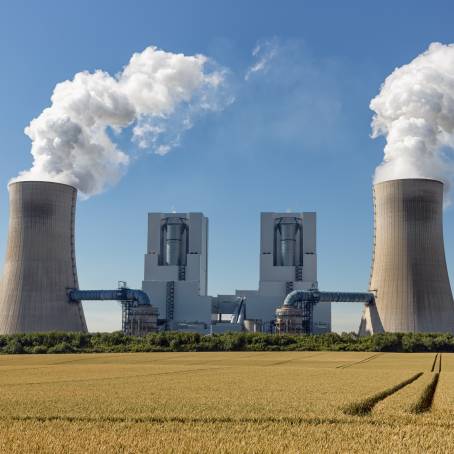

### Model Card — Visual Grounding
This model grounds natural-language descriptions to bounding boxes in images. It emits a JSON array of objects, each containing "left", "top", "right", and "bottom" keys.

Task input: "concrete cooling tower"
[
  {"left": 0, "top": 181, "right": 87, "bottom": 333},
  {"left": 360, "top": 178, "right": 454, "bottom": 334}
]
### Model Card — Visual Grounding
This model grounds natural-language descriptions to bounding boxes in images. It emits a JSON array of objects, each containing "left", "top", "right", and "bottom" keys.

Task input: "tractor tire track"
[{"left": 337, "top": 353, "right": 384, "bottom": 369}]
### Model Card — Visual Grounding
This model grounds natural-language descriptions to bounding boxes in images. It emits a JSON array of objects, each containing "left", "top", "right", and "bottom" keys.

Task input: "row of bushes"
[{"left": 2, "top": 331, "right": 454, "bottom": 354}]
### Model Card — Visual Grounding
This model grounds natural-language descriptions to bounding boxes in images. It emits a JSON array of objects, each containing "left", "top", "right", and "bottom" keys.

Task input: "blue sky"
[{"left": 1, "top": 0, "right": 454, "bottom": 332}]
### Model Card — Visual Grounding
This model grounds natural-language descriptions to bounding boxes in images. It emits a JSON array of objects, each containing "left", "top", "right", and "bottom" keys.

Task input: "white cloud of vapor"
[
  {"left": 370, "top": 42, "right": 454, "bottom": 190},
  {"left": 244, "top": 39, "right": 279, "bottom": 81},
  {"left": 15, "top": 46, "right": 232, "bottom": 197}
]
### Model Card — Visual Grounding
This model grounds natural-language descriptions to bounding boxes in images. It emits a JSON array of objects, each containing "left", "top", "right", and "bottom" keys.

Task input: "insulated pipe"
[
  {"left": 68, "top": 288, "right": 151, "bottom": 306},
  {"left": 317, "top": 291, "right": 375, "bottom": 304},
  {"left": 230, "top": 297, "right": 246, "bottom": 324},
  {"left": 283, "top": 289, "right": 374, "bottom": 307}
]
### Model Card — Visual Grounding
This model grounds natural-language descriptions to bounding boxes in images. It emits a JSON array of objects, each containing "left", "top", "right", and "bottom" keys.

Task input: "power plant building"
[
  {"left": 360, "top": 178, "right": 454, "bottom": 334},
  {"left": 233, "top": 212, "right": 331, "bottom": 333},
  {"left": 142, "top": 213, "right": 211, "bottom": 331},
  {"left": 0, "top": 181, "right": 87, "bottom": 333},
  {"left": 4, "top": 178, "right": 452, "bottom": 335},
  {"left": 143, "top": 211, "right": 330, "bottom": 333}
]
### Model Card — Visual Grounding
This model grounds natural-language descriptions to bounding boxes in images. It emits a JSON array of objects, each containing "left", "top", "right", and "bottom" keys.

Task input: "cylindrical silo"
[
  {"left": 0, "top": 181, "right": 87, "bottom": 333},
  {"left": 276, "top": 217, "right": 299, "bottom": 266},
  {"left": 163, "top": 217, "right": 187, "bottom": 266},
  {"left": 368, "top": 178, "right": 454, "bottom": 333}
]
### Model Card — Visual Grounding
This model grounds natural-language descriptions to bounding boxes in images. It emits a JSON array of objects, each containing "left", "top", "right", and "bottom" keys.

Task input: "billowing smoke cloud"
[
  {"left": 370, "top": 42, "right": 454, "bottom": 189},
  {"left": 15, "top": 46, "right": 232, "bottom": 197}
]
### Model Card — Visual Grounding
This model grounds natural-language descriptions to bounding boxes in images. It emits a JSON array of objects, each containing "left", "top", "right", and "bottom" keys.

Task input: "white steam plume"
[
  {"left": 15, "top": 46, "right": 232, "bottom": 197},
  {"left": 244, "top": 39, "right": 278, "bottom": 81},
  {"left": 370, "top": 42, "right": 454, "bottom": 189}
]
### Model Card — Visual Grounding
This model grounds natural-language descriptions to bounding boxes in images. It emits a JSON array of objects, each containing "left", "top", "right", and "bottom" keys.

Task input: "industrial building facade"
[
  {"left": 233, "top": 212, "right": 330, "bottom": 333},
  {"left": 141, "top": 211, "right": 331, "bottom": 333},
  {"left": 142, "top": 213, "right": 211, "bottom": 331}
]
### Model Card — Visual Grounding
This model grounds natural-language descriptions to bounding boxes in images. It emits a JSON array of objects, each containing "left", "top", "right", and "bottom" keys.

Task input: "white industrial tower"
[
  {"left": 234, "top": 212, "right": 331, "bottom": 332},
  {"left": 142, "top": 213, "right": 211, "bottom": 331}
]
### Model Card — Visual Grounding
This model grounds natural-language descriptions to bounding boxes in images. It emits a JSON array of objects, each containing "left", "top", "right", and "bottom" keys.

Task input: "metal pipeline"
[
  {"left": 68, "top": 288, "right": 151, "bottom": 306},
  {"left": 230, "top": 297, "right": 246, "bottom": 324},
  {"left": 283, "top": 289, "right": 374, "bottom": 307}
]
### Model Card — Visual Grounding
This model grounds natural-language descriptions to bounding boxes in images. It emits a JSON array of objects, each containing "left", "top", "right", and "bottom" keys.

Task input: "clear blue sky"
[{"left": 1, "top": 0, "right": 454, "bottom": 332}]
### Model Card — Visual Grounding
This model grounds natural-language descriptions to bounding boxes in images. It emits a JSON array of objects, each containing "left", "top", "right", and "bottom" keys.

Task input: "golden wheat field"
[{"left": 0, "top": 351, "right": 453, "bottom": 453}]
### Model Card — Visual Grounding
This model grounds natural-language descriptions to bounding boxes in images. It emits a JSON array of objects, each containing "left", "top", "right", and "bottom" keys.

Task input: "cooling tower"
[
  {"left": 362, "top": 178, "right": 454, "bottom": 334},
  {"left": 0, "top": 181, "right": 87, "bottom": 333}
]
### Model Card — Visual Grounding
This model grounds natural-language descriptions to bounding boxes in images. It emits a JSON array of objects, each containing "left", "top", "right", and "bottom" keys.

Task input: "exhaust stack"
[{"left": 0, "top": 181, "right": 87, "bottom": 333}]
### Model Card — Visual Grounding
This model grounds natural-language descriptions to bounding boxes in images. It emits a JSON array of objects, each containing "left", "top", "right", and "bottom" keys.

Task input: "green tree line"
[{"left": 1, "top": 331, "right": 454, "bottom": 354}]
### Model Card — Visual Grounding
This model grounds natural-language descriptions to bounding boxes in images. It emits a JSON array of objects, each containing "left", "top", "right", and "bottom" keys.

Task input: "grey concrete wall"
[
  {"left": 368, "top": 178, "right": 454, "bottom": 333},
  {"left": 0, "top": 181, "right": 87, "bottom": 333}
]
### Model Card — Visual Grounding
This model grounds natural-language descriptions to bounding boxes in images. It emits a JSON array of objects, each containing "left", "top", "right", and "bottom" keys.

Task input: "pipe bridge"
[
  {"left": 283, "top": 289, "right": 374, "bottom": 308},
  {"left": 276, "top": 289, "right": 375, "bottom": 335},
  {"left": 68, "top": 288, "right": 151, "bottom": 306},
  {"left": 68, "top": 287, "right": 156, "bottom": 336}
]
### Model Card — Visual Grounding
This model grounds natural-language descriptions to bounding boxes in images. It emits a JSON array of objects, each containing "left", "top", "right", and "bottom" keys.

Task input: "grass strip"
[
  {"left": 342, "top": 372, "right": 423, "bottom": 416},
  {"left": 408, "top": 372, "right": 439, "bottom": 414}
]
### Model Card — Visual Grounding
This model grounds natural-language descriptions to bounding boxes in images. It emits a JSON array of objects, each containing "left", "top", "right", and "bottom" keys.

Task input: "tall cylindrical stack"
[
  {"left": 0, "top": 181, "right": 87, "bottom": 333},
  {"left": 366, "top": 178, "right": 454, "bottom": 333}
]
